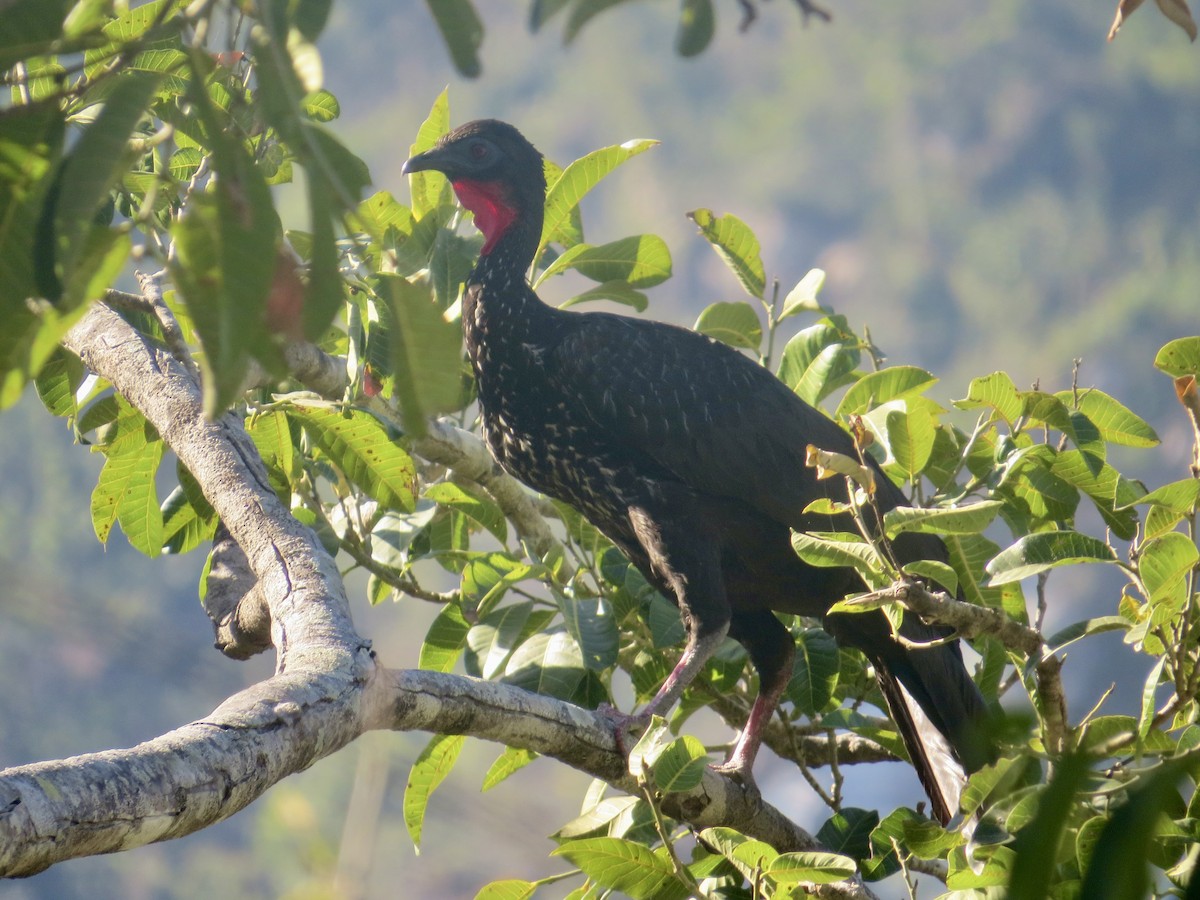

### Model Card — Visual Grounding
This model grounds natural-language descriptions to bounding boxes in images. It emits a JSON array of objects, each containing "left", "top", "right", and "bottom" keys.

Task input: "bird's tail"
[{"left": 828, "top": 609, "right": 992, "bottom": 825}]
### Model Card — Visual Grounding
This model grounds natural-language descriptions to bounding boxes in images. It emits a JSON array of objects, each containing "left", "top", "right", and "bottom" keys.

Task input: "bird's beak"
[{"left": 401, "top": 146, "right": 449, "bottom": 176}]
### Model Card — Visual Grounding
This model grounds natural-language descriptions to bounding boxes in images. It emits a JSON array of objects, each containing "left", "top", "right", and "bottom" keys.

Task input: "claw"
[{"left": 596, "top": 703, "right": 651, "bottom": 757}]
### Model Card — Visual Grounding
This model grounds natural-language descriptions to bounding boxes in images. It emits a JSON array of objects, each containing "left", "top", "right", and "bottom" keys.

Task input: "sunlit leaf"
[
  {"left": 481, "top": 746, "right": 537, "bottom": 792},
  {"left": 503, "top": 627, "right": 585, "bottom": 700},
  {"left": 986, "top": 530, "right": 1118, "bottom": 585},
  {"left": 652, "top": 735, "right": 709, "bottom": 793},
  {"left": 884, "top": 501, "right": 1004, "bottom": 537},
  {"left": 403, "top": 733, "right": 466, "bottom": 849},
  {"left": 540, "top": 138, "right": 658, "bottom": 253},
  {"left": 956, "top": 371, "right": 1024, "bottom": 423},
  {"left": 289, "top": 405, "right": 417, "bottom": 512},
  {"left": 419, "top": 600, "right": 469, "bottom": 672},
  {"left": 693, "top": 301, "right": 762, "bottom": 350},
  {"left": 1154, "top": 337, "right": 1200, "bottom": 376},
  {"left": 779, "top": 268, "right": 827, "bottom": 319},
  {"left": 686, "top": 208, "right": 765, "bottom": 299},
  {"left": 838, "top": 366, "right": 938, "bottom": 416},
  {"left": 552, "top": 837, "right": 689, "bottom": 900}
]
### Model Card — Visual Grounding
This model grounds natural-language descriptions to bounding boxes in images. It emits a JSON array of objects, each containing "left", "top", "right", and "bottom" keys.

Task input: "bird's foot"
[
  {"left": 709, "top": 759, "right": 763, "bottom": 809},
  {"left": 596, "top": 704, "right": 652, "bottom": 757}
]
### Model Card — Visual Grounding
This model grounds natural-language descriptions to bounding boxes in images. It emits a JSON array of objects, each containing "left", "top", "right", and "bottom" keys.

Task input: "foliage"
[{"left": 3, "top": 2, "right": 1200, "bottom": 899}]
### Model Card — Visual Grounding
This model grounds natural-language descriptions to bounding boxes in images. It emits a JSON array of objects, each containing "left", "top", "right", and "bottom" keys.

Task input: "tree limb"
[{"left": 0, "top": 302, "right": 881, "bottom": 899}]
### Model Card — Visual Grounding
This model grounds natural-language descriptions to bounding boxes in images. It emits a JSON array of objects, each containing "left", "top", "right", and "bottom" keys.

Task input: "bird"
[{"left": 402, "top": 119, "right": 991, "bottom": 824}]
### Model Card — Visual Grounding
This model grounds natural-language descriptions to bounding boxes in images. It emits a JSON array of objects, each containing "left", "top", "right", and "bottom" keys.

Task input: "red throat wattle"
[{"left": 451, "top": 180, "right": 518, "bottom": 255}]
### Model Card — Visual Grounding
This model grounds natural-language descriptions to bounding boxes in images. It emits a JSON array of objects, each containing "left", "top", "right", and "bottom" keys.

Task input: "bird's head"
[{"left": 402, "top": 119, "right": 546, "bottom": 256}]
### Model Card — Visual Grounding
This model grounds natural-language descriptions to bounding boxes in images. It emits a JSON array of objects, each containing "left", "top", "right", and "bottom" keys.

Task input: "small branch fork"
[
  {"left": 0, "top": 301, "right": 880, "bottom": 899},
  {"left": 863, "top": 579, "right": 1068, "bottom": 755}
]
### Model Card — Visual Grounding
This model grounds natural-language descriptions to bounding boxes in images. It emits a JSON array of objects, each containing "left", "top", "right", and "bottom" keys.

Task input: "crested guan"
[{"left": 403, "top": 119, "right": 991, "bottom": 824}]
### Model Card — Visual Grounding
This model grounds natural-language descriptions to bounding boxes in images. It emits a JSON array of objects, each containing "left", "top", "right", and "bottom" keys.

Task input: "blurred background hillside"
[{"left": 2, "top": 1, "right": 1198, "bottom": 897}]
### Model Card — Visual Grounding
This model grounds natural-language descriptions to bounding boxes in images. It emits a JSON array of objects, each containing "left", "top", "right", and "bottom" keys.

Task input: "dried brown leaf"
[
  {"left": 1156, "top": 0, "right": 1198, "bottom": 40},
  {"left": 1108, "top": 0, "right": 1147, "bottom": 41}
]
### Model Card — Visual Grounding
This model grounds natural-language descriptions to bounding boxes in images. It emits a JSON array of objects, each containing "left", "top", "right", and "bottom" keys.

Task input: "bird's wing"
[{"left": 546, "top": 312, "right": 872, "bottom": 525}]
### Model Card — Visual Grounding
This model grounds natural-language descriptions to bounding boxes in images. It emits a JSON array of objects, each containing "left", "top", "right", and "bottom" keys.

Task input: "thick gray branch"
[{"left": 0, "top": 669, "right": 370, "bottom": 876}]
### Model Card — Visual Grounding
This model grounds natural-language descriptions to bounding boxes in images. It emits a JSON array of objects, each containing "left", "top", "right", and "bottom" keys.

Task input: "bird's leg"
[
  {"left": 713, "top": 610, "right": 796, "bottom": 802},
  {"left": 598, "top": 621, "right": 729, "bottom": 756},
  {"left": 604, "top": 501, "right": 731, "bottom": 754}
]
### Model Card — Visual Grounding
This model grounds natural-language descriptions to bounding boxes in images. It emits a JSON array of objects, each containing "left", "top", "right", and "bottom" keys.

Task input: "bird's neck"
[{"left": 463, "top": 216, "right": 553, "bottom": 355}]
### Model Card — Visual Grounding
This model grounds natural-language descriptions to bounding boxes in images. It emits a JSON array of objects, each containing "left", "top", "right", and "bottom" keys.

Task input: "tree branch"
[{"left": 0, "top": 303, "right": 881, "bottom": 899}]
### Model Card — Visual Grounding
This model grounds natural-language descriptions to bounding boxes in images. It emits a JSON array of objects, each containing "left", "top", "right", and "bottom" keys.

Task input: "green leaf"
[
  {"left": 1138, "top": 531, "right": 1198, "bottom": 608},
  {"left": 299, "top": 162, "right": 344, "bottom": 342},
  {"left": 559, "top": 281, "right": 648, "bottom": 311},
  {"left": 536, "top": 234, "right": 672, "bottom": 288},
  {"left": 301, "top": 88, "right": 339, "bottom": 121},
  {"left": 779, "top": 268, "right": 827, "bottom": 320},
  {"left": 34, "top": 347, "right": 83, "bottom": 418},
  {"left": 419, "top": 601, "right": 470, "bottom": 672},
  {"left": 676, "top": 0, "right": 715, "bottom": 56},
  {"left": 792, "top": 531, "right": 888, "bottom": 587},
  {"left": 1045, "top": 615, "right": 1128, "bottom": 649},
  {"left": 425, "top": 482, "right": 507, "bottom": 543},
  {"left": 289, "top": 405, "right": 417, "bottom": 512},
  {"left": 946, "top": 532, "right": 1025, "bottom": 618},
  {"left": 885, "top": 406, "right": 936, "bottom": 479},
  {"left": 1007, "top": 754, "right": 1091, "bottom": 900},
  {"left": 766, "top": 851, "right": 858, "bottom": 885},
  {"left": 1138, "top": 656, "right": 1167, "bottom": 741},
  {"left": 403, "top": 733, "right": 466, "bottom": 849},
  {"left": 985, "top": 531, "right": 1118, "bottom": 585},
  {"left": 884, "top": 501, "right": 1004, "bottom": 537},
  {"left": 563, "top": 0, "right": 643, "bottom": 42},
  {"left": 777, "top": 322, "right": 859, "bottom": 405},
  {"left": 696, "top": 827, "right": 780, "bottom": 882},
  {"left": 540, "top": 138, "right": 659, "bottom": 253},
  {"left": 38, "top": 71, "right": 161, "bottom": 301},
  {"left": 424, "top": 0, "right": 482, "bottom": 77},
  {"left": 0, "top": 0, "right": 72, "bottom": 71},
  {"left": 901, "top": 559, "right": 960, "bottom": 595},
  {"left": 407, "top": 89, "right": 452, "bottom": 220},
  {"left": 1056, "top": 389, "right": 1158, "bottom": 447},
  {"left": 473, "top": 880, "right": 536, "bottom": 900},
  {"left": 837, "top": 366, "right": 938, "bottom": 416},
  {"left": 554, "top": 795, "right": 640, "bottom": 840},
  {"left": 956, "top": 371, "right": 1024, "bottom": 422},
  {"left": 787, "top": 628, "right": 840, "bottom": 716},
  {"left": 0, "top": 101, "right": 62, "bottom": 312},
  {"left": 861, "top": 807, "right": 922, "bottom": 879},
  {"left": 652, "top": 735, "right": 709, "bottom": 793},
  {"left": 172, "top": 63, "right": 279, "bottom": 414},
  {"left": 161, "top": 464, "right": 217, "bottom": 555},
  {"left": 1050, "top": 450, "right": 1142, "bottom": 540},
  {"left": 482, "top": 746, "right": 537, "bottom": 792},
  {"left": 686, "top": 208, "right": 765, "bottom": 299},
  {"left": 1122, "top": 478, "right": 1200, "bottom": 513},
  {"left": 466, "top": 602, "right": 534, "bottom": 679},
  {"left": 90, "top": 400, "right": 165, "bottom": 557},
  {"left": 557, "top": 594, "right": 619, "bottom": 672},
  {"left": 693, "top": 301, "right": 762, "bottom": 350},
  {"left": 1154, "top": 337, "right": 1200, "bottom": 377},
  {"left": 503, "top": 627, "right": 585, "bottom": 701},
  {"left": 817, "top": 808, "right": 877, "bottom": 860},
  {"left": 1080, "top": 758, "right": 1190, "bottom": 900},
  {"left": 552, "top": 837, "right": 689, "bottom": 900}
]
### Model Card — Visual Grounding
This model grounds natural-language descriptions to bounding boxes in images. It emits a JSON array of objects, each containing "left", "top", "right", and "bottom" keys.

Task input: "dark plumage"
[{"left": 403, "top": 120, "right": 990, "bottom": 823}]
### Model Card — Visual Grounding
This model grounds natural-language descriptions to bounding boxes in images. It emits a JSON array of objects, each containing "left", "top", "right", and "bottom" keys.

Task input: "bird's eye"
[{"left": 469, "top": 141, "right": 490, "bottom": 161}]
